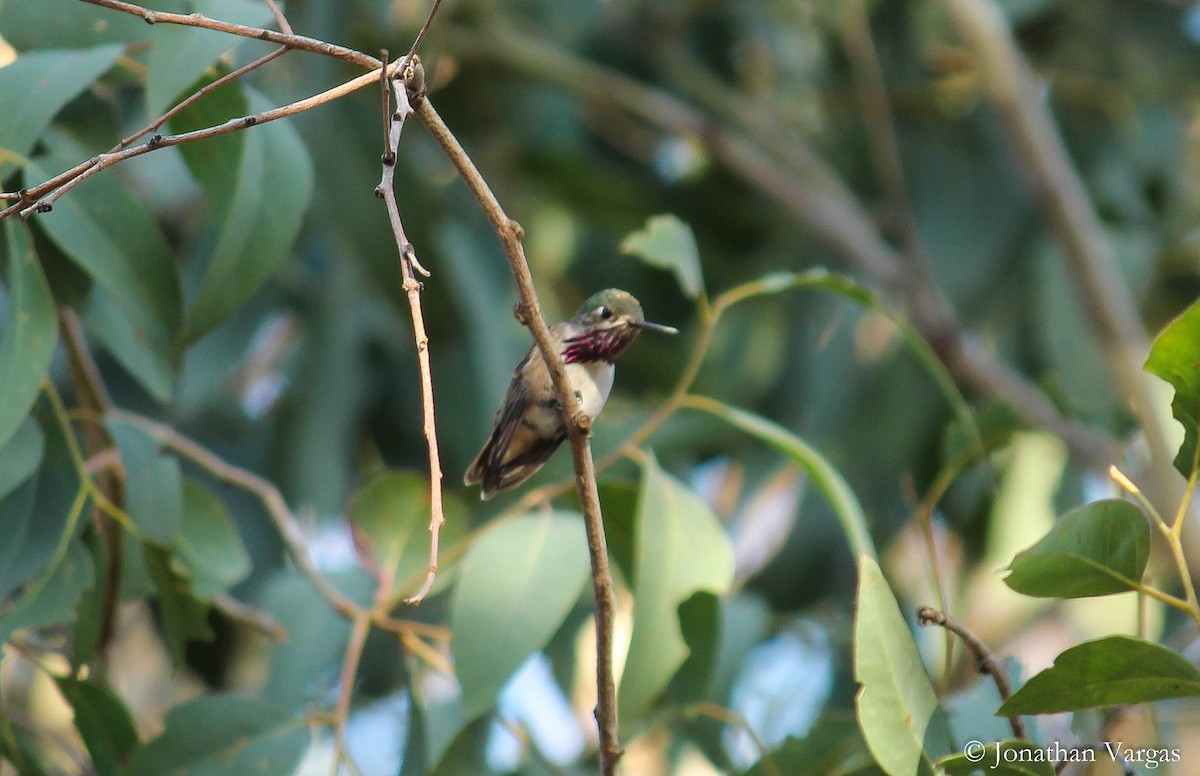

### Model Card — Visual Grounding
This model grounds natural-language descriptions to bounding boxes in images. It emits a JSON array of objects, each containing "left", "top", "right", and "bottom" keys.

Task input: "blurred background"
[{"left": 4, "top": 0, "right": 1200, "bottom": 773}]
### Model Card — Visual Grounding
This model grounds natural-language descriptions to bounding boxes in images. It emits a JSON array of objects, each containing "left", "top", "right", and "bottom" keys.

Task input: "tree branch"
[{"left": 414, "top": 96, "right": 624, "bottom": 774}]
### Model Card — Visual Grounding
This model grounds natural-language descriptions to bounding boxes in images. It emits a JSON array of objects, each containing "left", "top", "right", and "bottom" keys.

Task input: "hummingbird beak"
[{"left": 635, "top": 320, "right": 679, "bottom": 335}]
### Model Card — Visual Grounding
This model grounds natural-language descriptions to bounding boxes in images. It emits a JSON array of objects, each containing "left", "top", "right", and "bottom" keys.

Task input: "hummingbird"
[{"left": 464, "top": 289, "right": 677, "bottom": 499}]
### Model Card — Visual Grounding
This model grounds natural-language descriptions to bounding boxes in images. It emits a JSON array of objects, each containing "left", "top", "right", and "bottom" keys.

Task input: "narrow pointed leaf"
[
  {"left": 999, "top": 636, "right": 1200, "bottom": 715},
  {"left": 1004, "top": 499, "right": 1148, "bottom": 598},
  {"left": 83, "top": 289, "right": 173, "bottom": 403},
  {"left": 349, "top": 470, "right": 465, "bottom": 599},
  {"left": 174, "top": 84, "right": 314, "bottom": 344},
  {"left": 28, "top": 134, "right": 181, "bottom": 349},
  {"left": 684, "top": 395, "right": 875, "bottom": 559},
  {"left": 1145, "top": 296, "right": 1200, "bottom": 478},
  {"left": 0, "top": 45, "right": 122, "bottom": 179},
  {"left": 124, "top": 695, "right": 307, "bottom": 776},
  {"left": 173, "top": 480, "right": 250, "bottom": 599},
  {"left": 143, "top": 542, "right": 214, "bottom": 662},
  {"left": 619, "top": 456, "right": 734, "bottom": 730},
  {"left": 451, "top": 512, "right": 590, "bottom": 719},
  {"left": 107, "top": 420, "right": 182, "bottom": 543},
  {"left": 621, "top": 214, "right": 704, "bottom": 299},
  {"left": 146, "top": 0, "right": 274, "bottom": 116},
  {"left": 0, "top": 220, "right": 56, "bottom": 451},
  {"left": 54, "top": 677, "right": 138, "bottom": 776},
  {"left": 0, "top": 539, "right": 94, "bottom": 643},
  {"left": 854, "top": 555, "right": 940, "bottom": 776},
  {"left": 0, "top": 416, "right": 43, "bottom": 502}
]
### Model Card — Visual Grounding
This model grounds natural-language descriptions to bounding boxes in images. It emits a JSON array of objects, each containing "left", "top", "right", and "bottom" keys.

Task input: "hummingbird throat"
[{"left": 561, "top": 327, "right": 636, "bottom": 365}]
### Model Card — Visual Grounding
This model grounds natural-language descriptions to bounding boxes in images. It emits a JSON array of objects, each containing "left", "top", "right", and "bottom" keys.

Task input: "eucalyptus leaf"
[
  {"left": 854, "top": 555, "right": 943, "bottom": 776},
  {"left": 124, "top": 694, "right": 307, "bottom": 776},
  {"left": 0, "top": 416, "right": 43, "bottom": 503},
  {"left": 0, "top": 220, "right": 57, "bottom": 451},
  {"left": 618, "top": 456, "right": 734, "bottom": 731},
  {"left": 451, "top": 512, "right": 590, "bottom": 719},
  {"left": 54, "top": 677, "right": 139, "bottom": 776},
  {"left": 173, "top": 480, "right": 251, "bottom": 599},
  {"left": 28, "top": 133, "right": 182, "bottom": 350},
  {"left": 174, "top": 84, "right": 314, "bottom": 344},
  {"left": 0, "top": 45, "right": 123, "bottom": 180},
  {"left": 146, "top": 0, "right": 274, "bottom": 116},
  {"left": 106, "top": 420, "right": 183, "bottom": 543}
]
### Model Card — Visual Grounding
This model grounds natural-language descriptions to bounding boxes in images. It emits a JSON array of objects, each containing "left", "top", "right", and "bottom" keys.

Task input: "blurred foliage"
[{"left": 3, "top": 0, "right": 1200, "bottom": 774}]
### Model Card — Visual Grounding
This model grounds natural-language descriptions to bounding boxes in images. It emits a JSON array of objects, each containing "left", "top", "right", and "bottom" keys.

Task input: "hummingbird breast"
[{"left": 566, "top": 359, "right": 615, "bottom": 420}]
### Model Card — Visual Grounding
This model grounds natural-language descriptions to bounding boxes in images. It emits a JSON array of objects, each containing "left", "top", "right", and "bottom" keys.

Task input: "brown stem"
[
  {"left": 57, "top": 308, "right": 124, "bottom": 674},
  {"left": 414, "top": 97, "right": 623, "bottom": 773},
  {"left": 940, "top": 0, "right": 1173, "bottom": 501},
  {"left": 106, "top": 410, "right": 364, "bottom": 620},
  {"left": 917, "top": 606, "right": 1025, "bottom": 739},
  {"left": 375, "top": 61, "right": 445, "bottom": 605}
]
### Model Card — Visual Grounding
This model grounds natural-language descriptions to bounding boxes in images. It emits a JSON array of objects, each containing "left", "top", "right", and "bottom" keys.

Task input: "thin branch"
[
  {"left": 331, "top": 612, "right": 371, "bottom": 776},
  {"left": 77, "top": 0, "right": 379, "bottom": 68},
  {"left": 917, "top": 606, "right": 1025, "bottom": 739},
  {"left": 57, "top": 308, "right": 124, "bottom": 673},
  {"left": 414, "top": 96, "right": 624, "bottom": 774},
  {"left": 940, "top": 0, "right": 1174, "bottom": 500},
  {"left": 212, "top": 593, "right": 288, "bottom": 641},
  {"left": 106, "top": 410, "right": 364, "bottom": 620},
  {"left": 6, "top": 61, "right": 399, "bottom": 219},
  {"left": 375, "top": 60, "right": 444, "bottom": 605}
]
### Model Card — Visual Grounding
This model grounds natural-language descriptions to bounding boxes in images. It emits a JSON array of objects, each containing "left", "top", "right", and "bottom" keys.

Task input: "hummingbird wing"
[{"left": 464, "top": 347, "right": 568, "bottom": 499}]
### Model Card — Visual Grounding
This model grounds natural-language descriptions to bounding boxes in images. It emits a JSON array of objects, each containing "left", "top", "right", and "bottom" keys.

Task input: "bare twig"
[
  {"left": 414, "top": 97, "right": 624, "bottom": 773},
  {"left": 212, "top": 593, "right": 288, "bottom": 641},
  {"left": 77, "top": 0, "right": 378, "bottom": 68},
  {"left": 105, "top": 410, "right": 364, "bottom": 620},
  {"left": 57, "top": 308, "right": 124, "bottom": 672},
  {"left": 375, "top": 60, "right": 444, "bottom": 605},
  {"left": 331, "top": 611, "right": 371, "bottom": 776},
  {"left": 917, "top": 606, "right": 1024, "bottom": 739}
]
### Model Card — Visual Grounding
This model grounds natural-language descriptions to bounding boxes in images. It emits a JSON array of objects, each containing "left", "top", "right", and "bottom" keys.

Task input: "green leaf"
[
  {"left": 28, "top": 133, "right": 182, "bottom": 350},
  {"left": 0, "top": 0, "right": 151, "bottom": 52},
  {"left": 174, "top": 84, "right": 314, "bottom": 345},
  {"left": 1004, "top": 499, "right": 1149, "bottom": 598},
  {"left": 683, "top": 395, "right": 875, "bottom": 560},
  {"left": 0, "top": 720, "right": 50, "bottom": 776},
  {"left": 667, "top": 591, "right": 722, "bottom": 705},
  {"left": 998, "top": 635, "right": 1200, "bottom": 715},
  {"left": 146, "top": 0, "right": 274, "bottom": 116},
  {"left": 938, "top": 740, "right": 1056, "bottom": 775},
  {"left": 429, "top": 715, "right": 492, "bottom": 776},
  {"left": 0, "top": 398, "right": 83, "bottom": 601},
  {"left": 107, "top": 420, "right": 182, "bottom": 543},
  {"left": 125, "top": 694, "right": 307, "bottom": 776},
  {"left": 0, "top": 45, "right": 123, "bottom": 179},
  {"left": 83, "top": 289, "right": 173, "bottom": 403},
  {"left": 0, "top": 538, "right": 94, "bottom": 643},
  {"left": 0, "top": 412, "right": 43, "bottom": 502},
  {"left": 142, "top": 542, "right": 214, "bottom": 662},
  {"left": 854, "top": 555, "right": 941, "bottom": 776},
  {"left": 349, "top": 470, "right": 465, "bottom": 600},
  {"left": 451, "top": 512, "right": 590, "bottom": 719},
  {"left": 173, "top": 480, "right": 251, "bottom": 599},
  {"left": 0, "top": 220, "right": 57, "bottom": 451},
  {"left": 620, "top": 214, "right": 705, "bottom": 299},
  {"left": 619, "top": 456, "right": 734, "bottom": 731},
  {"left": 1145, "top": 296, "right": 1200, "bottom": 478},
  {"left": 738, "top": 718, "right": 885, "bottom": 776},
  {"left": 54, "top": 676, "right": 139, "bottom": 776}
]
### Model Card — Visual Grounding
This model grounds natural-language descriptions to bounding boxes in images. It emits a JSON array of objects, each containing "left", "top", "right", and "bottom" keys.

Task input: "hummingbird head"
[{"left": 562, "top": 289, "right": 678, "bottom": 364}]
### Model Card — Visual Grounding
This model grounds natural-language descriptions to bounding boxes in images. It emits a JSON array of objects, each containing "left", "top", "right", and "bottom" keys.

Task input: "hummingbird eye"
[{"left": 597, "top": 305, "right": 613, "bottom": 320}]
